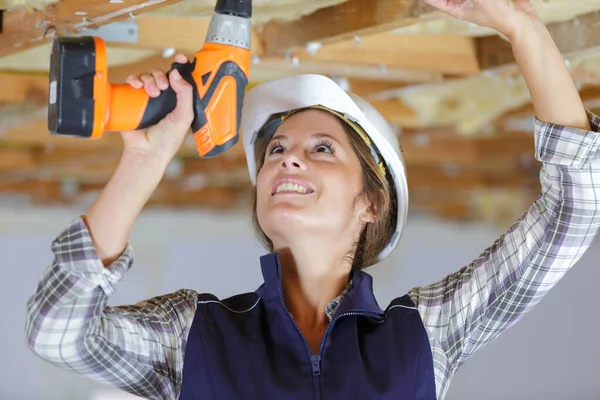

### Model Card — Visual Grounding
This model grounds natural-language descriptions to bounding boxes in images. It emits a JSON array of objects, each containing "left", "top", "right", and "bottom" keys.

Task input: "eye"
[
  {"left": 315, "top": 139, "right": 336, "bottom": 155},
  {"left": 267, "top": 140, "right": 285, "bottom": 155}
]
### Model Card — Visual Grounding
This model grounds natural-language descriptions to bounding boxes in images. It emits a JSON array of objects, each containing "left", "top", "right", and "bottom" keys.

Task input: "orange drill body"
[{"left": 48, "top": 1, "right": 252, "bottom": 158}]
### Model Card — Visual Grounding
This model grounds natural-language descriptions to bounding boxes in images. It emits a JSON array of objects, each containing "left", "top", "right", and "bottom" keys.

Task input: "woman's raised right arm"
[
  {"left": 86, "top": 53, "right": 195, "bottom": 267},
  {"left": 25, "top": 221, "right": 199, "bottom": 399},
  {"left": 26, "top": 55, "right": 199, "bottom": 399}
]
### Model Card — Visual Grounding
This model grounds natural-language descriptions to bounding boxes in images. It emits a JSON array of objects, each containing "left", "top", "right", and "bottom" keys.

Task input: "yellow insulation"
[{"left": 0, "top": 0, "right": 58, "bottom": 11}]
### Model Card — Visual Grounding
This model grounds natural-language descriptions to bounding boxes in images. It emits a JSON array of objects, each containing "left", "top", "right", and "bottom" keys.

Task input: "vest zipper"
[
  {"left": 275, "top": 255, "right": 383, "bottom": 400},
  {"left": 275, "top": 255, "right": 322, "bottom": 400},
  {"left": 311, "top": 311, "right": 382, "bottom": 400},
  {"left": 311, "top": 354, "right": 321, "bottom": 400},
  {"left": 311, "top": 354, "right": 321, "bottom": 375}
]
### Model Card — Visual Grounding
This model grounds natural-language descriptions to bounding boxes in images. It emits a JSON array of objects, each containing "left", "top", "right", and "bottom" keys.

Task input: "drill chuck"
[{"left": 215, "top": 0, "right": 252, "bottom": 18}]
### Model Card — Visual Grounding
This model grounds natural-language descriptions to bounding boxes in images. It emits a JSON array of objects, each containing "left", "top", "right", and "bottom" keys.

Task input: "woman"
[{"left": 25, "top": 1, "right": 600, "bottom": 399}]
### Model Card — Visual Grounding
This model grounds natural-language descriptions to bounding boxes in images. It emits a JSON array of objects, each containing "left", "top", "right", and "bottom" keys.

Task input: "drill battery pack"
[{"left": 48, "top": 36, "right": 98, "bottom": 138}]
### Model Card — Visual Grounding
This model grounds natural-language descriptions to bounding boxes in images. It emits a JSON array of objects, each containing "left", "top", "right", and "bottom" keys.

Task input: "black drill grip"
[{"left": 135, "top": 59, "right": 203, "bottom": 130}]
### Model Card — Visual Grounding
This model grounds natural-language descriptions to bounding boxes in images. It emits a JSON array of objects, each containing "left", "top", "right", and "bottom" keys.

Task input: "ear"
[{"left": 359, "top": 202, "right": 378, "bottom": 224}]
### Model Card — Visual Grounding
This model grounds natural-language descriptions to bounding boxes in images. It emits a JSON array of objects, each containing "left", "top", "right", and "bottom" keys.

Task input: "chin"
[
  {"left": 261, "top": 204, "right": 310, "bottom": 226},
  {"left": 258, "top": 203, "right": 324, "bottom": 239}
]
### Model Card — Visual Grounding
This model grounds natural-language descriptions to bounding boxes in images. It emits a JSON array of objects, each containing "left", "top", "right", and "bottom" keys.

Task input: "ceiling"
[{"left": 1, "top": 0, "right": 600, "bottom": 225}]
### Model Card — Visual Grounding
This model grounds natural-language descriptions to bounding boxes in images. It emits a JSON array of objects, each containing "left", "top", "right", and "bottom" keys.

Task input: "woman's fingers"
[
  {"left": 151, "top": 68, "right": 169, "bottom": 91},
  {"left": 125, "top": 74, "right": 143, "bottom": 89},
  {"left": 123, "top": 53, "right": 192, "bottom": 96},
  {"left": 140, "top": 72, "right": 161, "bottom": 97},
  {"left": 173, "top": 53, "right": 189, "bottom": 64}
]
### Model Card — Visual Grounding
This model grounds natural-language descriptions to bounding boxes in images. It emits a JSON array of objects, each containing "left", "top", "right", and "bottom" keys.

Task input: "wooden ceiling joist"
[
  {"left": 0, "top": 0, "right": 598, "bottom": 223},
  {"left": 0, "top": 72, "right": 48, "bottom": 103},
  {"left": 0, "top": 117, "right": 123, "bottom": 149},
  {"left": 400, "top": 130, "right": 534, "bottom": 166},
  {"left": 103, "top": 14, "right": 265, "bottom": 55},
  {"left": 478, "top": 10, "right": 600, "bottom": 70},
  {"left": 257, "top": 5, "right": 600, "bottom": 76},
  {"left": 256, "top": 0, "right": 438, "bottom": 54},
  {"left": 250, "top": 56, "right": 444, "bottom": 83},
  {"left": 0, "top": 0, "right": 184, "bottom": 58},
  {"left": 294, "top": 33, "right": 480, "bottom": 75}
]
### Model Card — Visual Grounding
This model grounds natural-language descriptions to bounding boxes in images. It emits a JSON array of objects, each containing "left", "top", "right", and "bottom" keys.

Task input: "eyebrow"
[{"left": 271, "top": 133, "right": 341, "bottom": 143}]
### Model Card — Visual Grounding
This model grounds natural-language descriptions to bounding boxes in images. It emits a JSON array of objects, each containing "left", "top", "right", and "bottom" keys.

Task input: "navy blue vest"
[{"left": 179, "top": 253, "right": 436, "bottom": 399}]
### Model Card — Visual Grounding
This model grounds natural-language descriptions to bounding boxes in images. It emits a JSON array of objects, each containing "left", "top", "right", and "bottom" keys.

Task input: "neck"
[{"left": 275, "top": 239, "right": 353, "bottom": 330}]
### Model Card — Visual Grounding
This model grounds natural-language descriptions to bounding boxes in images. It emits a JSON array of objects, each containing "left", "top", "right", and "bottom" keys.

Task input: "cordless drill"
[{"left": 47, "top": 0, "right": 252, "bottom": 158}]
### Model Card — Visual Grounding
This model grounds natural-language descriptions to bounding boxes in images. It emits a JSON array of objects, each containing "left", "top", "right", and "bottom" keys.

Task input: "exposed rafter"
[
  {"left": 477, "top": 10, "right": 600, "bottom": 70},
  {"left": 0, "top": 0, "right": 599, "bottom": 222},
  {"left": 256, "top": 0, "right": 439, "bottom": 54},
  {"left": 0, "top": 0, "right": 183, "bottom": 58}
]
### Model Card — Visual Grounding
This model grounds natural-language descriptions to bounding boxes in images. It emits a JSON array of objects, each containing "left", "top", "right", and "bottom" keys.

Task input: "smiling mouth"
[{"left": 272, "top": 182, "right": 314, "bottom": 196}]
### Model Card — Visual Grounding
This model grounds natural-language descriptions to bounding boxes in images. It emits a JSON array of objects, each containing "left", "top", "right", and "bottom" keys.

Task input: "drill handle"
[
  {"left": 132, "top": 54, "right": 249, "bottom": 158},
  {"left": 134, "top": 61, "right": 200, "bottom": 130}
]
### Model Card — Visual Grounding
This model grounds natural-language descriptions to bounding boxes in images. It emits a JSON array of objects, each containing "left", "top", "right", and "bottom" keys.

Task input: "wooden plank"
[
  {"left": 251, "top": 56, "right": 443, "bottom": 84},
  {"left": 0, "top": 117, "right": 123, "bottom": 149},
  {"left": 409, "top": 187, "right": 540, "bottom": 221},
  {"left": 108, "top": 51, "right": 442, "bottom": 88},
  {"left": 35, "top": 147, "right": 122, "bottom": 182},
  {"left": 369, "top": 99, "right": 422, "bottom": 128},
  {"left": 256, "top": 0, "right": 438, "bottom": 54},
  {"left": 401, "top": 130, "right": 534, "bottom": 166},
  {"left": 149, "top": 182, "right": 249, "bottom": 209},
  {"left": 477, "top": 11, "right": 600, "bottom": 70},
  {"left": 0, "top": 147, "right": 36, "bottom": 170},
  {"left": 401, "top": 131, "right": 480, "bottom": 165},
  {"left": 0, "top": 72, "right": 48, "bottom": 102},
  {"left": 0, "top": 0, "right": 184, "bottom": 58},
  {"left": 0, "top": 51, "right": 442, "bottom": 109},
  {"left": 107, "top": 15, "right": 265, "bottom": 55},
  {"left": 0, "top": 177, "right": 111, "bottom": 204},
  {"left": 297, "top": 33, "right": 480, "bottom": 75},
  {"left": 406, "top": 163, "right": 539, "bottom": 190},
  {"left": 344, "top": 78, "right": 409, "bottom": 98},
  {"left": 0, "top": 144, "right": 121, "bottom": 182},
  {"left": 0, "top": 179, "right": 66, "bottom": 203},
  {"left": 0, "top": 174, "right": 248, "bottom": 209}
]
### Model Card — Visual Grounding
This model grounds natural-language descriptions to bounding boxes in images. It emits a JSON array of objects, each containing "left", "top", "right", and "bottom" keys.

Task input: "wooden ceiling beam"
[
  {"left": 105, "top": 15, "right": 265, "bottom": 56},
  {"left": 295, "top": 33, "right": 480, "bottom": 76},
  {"left": 0, "top": 147, "right": 36, "bottom": 171},
  {"left": 255, "top": 6, "right": 600, "bottom": 76},
  {"left": 250, "top": 56, "right": 443, "bottom": 84},
  {"left": 0, "top": 117, "right": 123, "bottom": 149},
  {"left": 343, "top": 78, "right": 410, "bottom": 98},
  {"left": 400, "top": 130, "right": 534, "bottom": 166},
  {"left": 406, "top": 163, "right": 539, "bottom": 190},
  {"left": 255, "top": 0, "right": 438, "bottom": 55},
  {"left": 369, "top": 99, "right": 422, "bottom": 128},
  {"left": 0, "top": 72, "right": 48, "bottom": 102},
  {"left": 477, "top": 11, "right": 600, "bottom": 70},
  {"left": 409, "top": 187, "right": 540, "bottom": 222},
  {"left": 0, "top": 0, "right": 184, "bottom": 58}
]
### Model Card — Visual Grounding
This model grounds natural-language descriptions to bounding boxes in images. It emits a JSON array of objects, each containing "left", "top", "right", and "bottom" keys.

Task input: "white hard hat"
[{"left": 241, "top": 74, "right": 408, "bottom": 265}]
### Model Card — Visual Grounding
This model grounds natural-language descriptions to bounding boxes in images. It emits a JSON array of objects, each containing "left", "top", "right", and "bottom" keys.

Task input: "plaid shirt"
[{"left": 25, "top": 110, "right": 600, "bottom": 400}]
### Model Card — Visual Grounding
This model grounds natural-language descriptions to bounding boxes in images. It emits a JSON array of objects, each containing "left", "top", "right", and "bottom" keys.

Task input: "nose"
[{"left": 280, "top": 150, "right": 306, "bottom": 171}]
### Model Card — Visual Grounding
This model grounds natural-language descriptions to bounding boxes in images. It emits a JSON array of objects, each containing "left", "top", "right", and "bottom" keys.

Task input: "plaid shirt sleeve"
[
  {"left": 408, "top": 110, "right": 600, "bottom": 400},
  {"left": 25, "top": 217, "right": 198, "bottom": 400}
]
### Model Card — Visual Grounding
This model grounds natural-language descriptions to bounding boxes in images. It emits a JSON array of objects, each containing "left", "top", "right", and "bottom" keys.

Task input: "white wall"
[{"left": 1, "top": 204, "right": 599, "bottom": 400}]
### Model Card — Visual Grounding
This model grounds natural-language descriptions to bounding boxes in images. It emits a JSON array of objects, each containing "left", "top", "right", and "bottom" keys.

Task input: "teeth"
[{"left": 275, "top": 182, "right": 309, "bottom": 194}]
